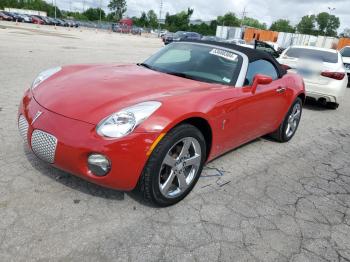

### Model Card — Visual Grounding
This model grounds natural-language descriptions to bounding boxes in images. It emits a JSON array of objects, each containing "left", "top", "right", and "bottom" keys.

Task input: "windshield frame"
[{"left": 142, "top": 42, "right": 248, "bottom": 87}]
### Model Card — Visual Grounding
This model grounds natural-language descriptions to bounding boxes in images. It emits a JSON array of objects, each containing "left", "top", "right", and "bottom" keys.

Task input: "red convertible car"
[{"left": 18, "top": 41, "right": 305, "bottom": 206}]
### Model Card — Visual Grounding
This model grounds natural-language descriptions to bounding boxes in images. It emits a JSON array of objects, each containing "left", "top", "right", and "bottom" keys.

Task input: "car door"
[{"left": 234, "top": 59, "right": 289, "bottom": 143}]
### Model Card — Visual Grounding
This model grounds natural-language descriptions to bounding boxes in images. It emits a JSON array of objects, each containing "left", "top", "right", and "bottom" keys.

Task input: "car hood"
[{"left": 32, "top": 64, "right": 215, "bottom": 124}]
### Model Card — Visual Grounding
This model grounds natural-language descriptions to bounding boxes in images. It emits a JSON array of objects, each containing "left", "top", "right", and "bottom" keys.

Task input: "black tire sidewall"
[{"left": 147, "top": 124, "right": 206, "bottom": 206}]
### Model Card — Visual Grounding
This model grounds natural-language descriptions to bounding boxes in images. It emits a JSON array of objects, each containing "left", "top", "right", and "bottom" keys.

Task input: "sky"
[{"left": 52, "top": 0, "right": 349, "bottom": 32}]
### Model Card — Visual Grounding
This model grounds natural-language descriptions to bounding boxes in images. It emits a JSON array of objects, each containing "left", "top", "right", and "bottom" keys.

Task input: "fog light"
[{"left": 88, "top": 154, "right": 111, "bottom": 177}]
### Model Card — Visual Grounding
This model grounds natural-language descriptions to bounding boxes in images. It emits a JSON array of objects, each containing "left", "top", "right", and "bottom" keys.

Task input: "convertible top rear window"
[
  {"left": 143, "top": 42, "right": 243, "bottom": 85},
  {"left": 286, "top": 48, "right": 338, "bottom": 63}
]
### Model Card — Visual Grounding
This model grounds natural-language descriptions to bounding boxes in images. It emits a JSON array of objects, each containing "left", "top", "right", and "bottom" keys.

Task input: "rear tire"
[
  {"left": 138, "top": 124, "right": 206, "bottom": 206},
  {"left": 269, "top": 97, "right": 302, "bottom": 142}
]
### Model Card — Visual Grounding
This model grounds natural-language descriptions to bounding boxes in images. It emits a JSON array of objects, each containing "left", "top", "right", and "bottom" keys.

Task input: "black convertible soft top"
[{"left": 182, "top": 40, "right": 286, "bottom": 77}]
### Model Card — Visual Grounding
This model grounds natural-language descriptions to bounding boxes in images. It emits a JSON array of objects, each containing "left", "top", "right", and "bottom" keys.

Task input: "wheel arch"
[
  {"left": 168, "top": 116, "right": 213, "bottom": 161},
  {"left": 297, "top": 92, "right": 306, "bottom": 104}
]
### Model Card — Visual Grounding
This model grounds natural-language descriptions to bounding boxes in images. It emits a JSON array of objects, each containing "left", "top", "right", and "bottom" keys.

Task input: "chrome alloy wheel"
[
  {"left": 286, "top": 103, "right": 301, "bottom": 138},
  {"left": 159, "top": 137, "right": 202, "bottom": 198}
]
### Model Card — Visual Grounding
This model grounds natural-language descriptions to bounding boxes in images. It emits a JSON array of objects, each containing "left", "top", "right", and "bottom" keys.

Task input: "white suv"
[
  {"left": 340, "top": 46, "right": 350, "bottom": 85},
  {"left": 278, "top": 46, "right": 348, "bottom": 109}
]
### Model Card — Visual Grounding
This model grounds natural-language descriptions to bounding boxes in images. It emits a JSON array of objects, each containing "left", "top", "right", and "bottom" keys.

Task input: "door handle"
[{"left": 276, "top": 87, "right": 286, "bottom": 93}]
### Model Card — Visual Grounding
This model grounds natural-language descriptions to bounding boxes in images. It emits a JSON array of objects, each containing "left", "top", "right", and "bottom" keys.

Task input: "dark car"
[
  {"left": 2, "top": 11, "right": 23, "bottom": 22},
  {"left": 45, "top": 17, "right": 58, "bottom": 25},
  {"left": 15, "top": 13, "right": 32, "bottom": 23},
  {"left": 0, "top": 11, "right": 12, "bottom": 21},
  {"left": 201, "top": 36, "right": 224, "bottom": 42},
  {"left": 164, "top": 31, "right": 202, "bottom": 45},
  {"left": 54, "top": 18, "right": 67, "bottom": 26},
  {"left": 65, "top": 20, "right": 79, "bottom": 27}
]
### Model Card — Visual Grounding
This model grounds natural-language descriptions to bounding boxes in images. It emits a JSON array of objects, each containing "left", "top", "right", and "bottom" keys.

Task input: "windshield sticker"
[
  {"left": 223, "top": 77, "right": 231, "bottom": 83},
  {"left": 210, "top": 49, "right": 238, "bottom": 61}
]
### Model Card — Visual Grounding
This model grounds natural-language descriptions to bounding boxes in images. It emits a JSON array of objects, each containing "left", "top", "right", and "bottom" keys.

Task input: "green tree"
[
  {"left": 241, "top": 17, "right": 266, "bottom": 29},
  {"left": 217, "top": 12, "right": 240, "bottom": 27},
  {"left": 316, "top": 12, "right": 340, "bottom": 36},
  {"left": 270, "top": 19, "right": 295, "bottom": 33},
  {"left": 139, "top": 11, "right": 148, "bottom": 27},
  {"left": 297, "top": 15, "right": 316, "bottom": 35},
  {"left": 147, "top": 9, "right": 158, "bottom": 29},
  {"left": 108, "top": 0, "right": 127, "bottom": 21},
  {"left": 165, "top": 8, "right": 194, "bottom": 32},
  {"left": 83, "top": 8, "right": 105, "bottom": 21}
]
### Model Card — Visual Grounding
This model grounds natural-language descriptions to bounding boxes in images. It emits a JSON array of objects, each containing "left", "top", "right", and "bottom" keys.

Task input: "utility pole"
[
  {"left": 157, "top": 0, "right": 163, "bottom": 37},
  {"left": 54, "top": 0, "right": 57, "bottom": 19},
  {"left": 327, "top": 7, "right": 336, "bottom": 36},
  {"left": 99, "top": 0, "right": 102, "bottom": 24},
  {"left": 83, "top": 0, "right": 86, "bottom": 12},
  {"left": 240, "top": 6, "right": 248, "bottom": 27},
  {"left": 328, "top": 6, "right": 335, "bottom": 15}
]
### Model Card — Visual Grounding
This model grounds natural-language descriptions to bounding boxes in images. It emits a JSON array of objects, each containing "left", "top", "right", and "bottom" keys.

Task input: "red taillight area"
[{"left": 321, "top": 72, "right": 345, "bottom": 80}]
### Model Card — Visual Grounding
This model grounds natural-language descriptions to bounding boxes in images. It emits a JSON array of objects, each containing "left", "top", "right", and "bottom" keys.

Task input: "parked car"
[
  {"left": 31, "top": 15, "right": 45, "bottom": 25},
  {"left": 225, "top": 38, "right": 246, "bottom": 45},
  {"left": 57, "top": 19, "right": 69, "bottom": 27},
  {"left": 18, "top": 41, "right": 305, "bottom": 206},
  {"left": 0, "top": 11, "right": 12, "bottom": 21},
  {"left": 201, "top": 36, "right": 224, "bottom": 42},
  {"left": 340, "top": 46, "right": 350, "bottom": 86},
  {"left": 162, "top": 32, "right": 174, "bottom": 44},
  {"left": 2, "top": 11, "right": 23, "bottom": 22},
  {"left": 65, "top": 20, "right": 79, "bottom": 27},
  {"left": 16, "top": 13, "right": 32, "bottom": 23},
  {"left": 279, "top": 46, "right": 348, "bottom": 109},
  {"left": 131, "top": 27, "right": 142, "bottom": 35},
  {"left": 164, "top": 31, "right": 201, "bottom": 45}
]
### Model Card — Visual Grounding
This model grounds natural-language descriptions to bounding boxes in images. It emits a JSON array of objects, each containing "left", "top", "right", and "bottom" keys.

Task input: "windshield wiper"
[
  {"left": 164, "top": 71, "right": 217, "bottom": 83},
  {"left": 137, "top": 63, "right": 153, "bottom": 70}
]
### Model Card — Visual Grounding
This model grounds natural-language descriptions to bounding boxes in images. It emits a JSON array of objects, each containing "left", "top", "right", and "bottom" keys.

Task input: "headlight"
[
  {"left": 97, "top": 101, "right": 162, "bottom": 138},
  {"left": 31, "top": 66, "right": 62, "bottom": 90}
]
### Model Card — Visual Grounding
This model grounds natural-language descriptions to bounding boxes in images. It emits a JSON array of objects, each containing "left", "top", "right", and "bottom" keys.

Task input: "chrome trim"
[
  {"left": 31, "top": 130, "right": 57, "bottom": 164},
  {"left": 31, "top": 111, "right": 42, "bottom": 125}
]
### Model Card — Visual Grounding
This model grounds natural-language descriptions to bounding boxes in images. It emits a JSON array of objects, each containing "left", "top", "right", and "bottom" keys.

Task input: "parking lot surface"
[{"left": 0, "top": 22, "right": 350, "bottom": 262}]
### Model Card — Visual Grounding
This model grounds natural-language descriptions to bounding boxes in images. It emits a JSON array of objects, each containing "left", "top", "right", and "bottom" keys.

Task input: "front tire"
[
  {"left": 269, "top": 97, "right": 303, "bottom": 142},
  {"left": 139, "top": 124, "right": 206, "bottom": 206}
]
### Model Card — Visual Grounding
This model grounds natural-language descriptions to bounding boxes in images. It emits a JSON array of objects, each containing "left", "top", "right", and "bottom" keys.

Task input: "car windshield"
[
  {"left": 285, "top": 48, "right": 338, "bottom": 63},
  {"left": 142, "top": 42, "right": 242, "bottom": 85},
  {"left": 174, "top": 31, "right": 185, "bottom": 38},
  {"left": 340, "top": 47, "right": 350, "bottom": 57}
]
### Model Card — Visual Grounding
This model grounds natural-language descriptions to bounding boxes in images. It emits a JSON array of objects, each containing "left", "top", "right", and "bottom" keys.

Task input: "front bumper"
[{"left": 18, "top": 90, "right": 160, "bottom": 191}]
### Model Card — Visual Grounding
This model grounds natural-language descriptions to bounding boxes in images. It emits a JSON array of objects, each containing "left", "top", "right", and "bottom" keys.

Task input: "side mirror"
[{"left": 251, "top": 74, "right": 273, "bottom": 93}]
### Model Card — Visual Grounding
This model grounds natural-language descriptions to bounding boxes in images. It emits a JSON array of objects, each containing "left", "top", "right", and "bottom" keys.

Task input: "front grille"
[
  {"left": 31, "top": 130, "right": 57, "bottom": 164},
  {"left": 18, "top": 115, "right": 29, "bottom": 141}
]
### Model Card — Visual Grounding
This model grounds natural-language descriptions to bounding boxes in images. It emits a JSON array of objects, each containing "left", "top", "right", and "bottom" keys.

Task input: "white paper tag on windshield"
[{"left": 210, "top": 49, "right": 238, "bottom": 61}]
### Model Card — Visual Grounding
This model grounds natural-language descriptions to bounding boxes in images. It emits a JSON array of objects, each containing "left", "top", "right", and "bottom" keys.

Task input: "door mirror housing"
[{"left": 251, "top": 74, "right": 273, "bottom": 93}]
